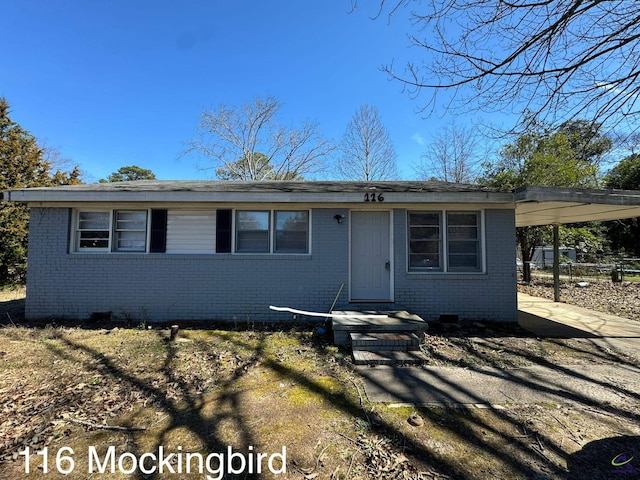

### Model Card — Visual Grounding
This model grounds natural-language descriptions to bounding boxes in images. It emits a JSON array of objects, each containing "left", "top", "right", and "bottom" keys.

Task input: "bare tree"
[
  {"left": 362, "top": 1, "right": 640, "bottom": 132},
  {"left": 414, "top": 123, "right": 484, "bottom": 183},
  {"left": 188, "top": 96, "right": 333, "bottom": 180},
  {"left": 335, "top": 104, "right": 399, "bottom": 180}
]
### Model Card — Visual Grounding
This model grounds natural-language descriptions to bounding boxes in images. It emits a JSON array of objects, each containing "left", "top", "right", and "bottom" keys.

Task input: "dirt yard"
[{"left": 0, "top": 287, "right": 639, "bottom": 479}]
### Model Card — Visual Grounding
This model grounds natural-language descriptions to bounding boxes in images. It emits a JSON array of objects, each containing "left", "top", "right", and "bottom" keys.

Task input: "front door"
[{"left": 350, "top": 211, "right": 392, "bottom": 301}]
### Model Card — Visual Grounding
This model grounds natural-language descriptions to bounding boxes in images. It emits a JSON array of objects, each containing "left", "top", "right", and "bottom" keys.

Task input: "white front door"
[{"left": 350, "top": 211, "right": 392, "bottom": 301}]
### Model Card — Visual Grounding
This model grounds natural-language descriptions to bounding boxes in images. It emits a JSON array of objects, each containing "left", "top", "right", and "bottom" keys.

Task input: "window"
[
  {"left": 275, "top": 211, "right": 309, "bottom": 253},
  {"left": 74, "top": 210, "right": 149, "bottom": 253},
  {"left": 408, "top": 212, "right": 442, "bottom": 271},
  {"left": 114, "top": 211, "right": 147, "bottom": 252},
  {"left": 447, "top": 212, "right": 481, "bottom": 272},
  {"left": 77, "top": 211, "right": 110, "bottom": 251},
  {"left": 236, "top": 211, "right": 270, "bottom": 253},
  {"left": 234, "top": 210, "right": 310, "bottom": 254},
  {"left": 408, "top": 211, "right": 482, "bottom": 272}
]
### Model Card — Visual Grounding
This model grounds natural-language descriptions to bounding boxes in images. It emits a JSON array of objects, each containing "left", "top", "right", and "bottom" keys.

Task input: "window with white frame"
[
  {"left": 408, "top": 212, "right": 442, "bottom": 271},
  {"left": 447, "top": 212, "right": 481, "bottom": 271},
  {"left": 275, "top": 211, "right": 309, "bottom": 253},
  {"left": 235, "top": 210, "right": 309, "bottom": 254},
  {"left": 76, "top": 211, "right": 111, "bottom": 251},
  {"left": 408, "top": 211, "right": 482, "bottom": 272},
  {"left": 114, "top": 210, "right": 148, "bottom": 252},
  {"left": 74, "top": 210, "right": 148, "bottom": 252},
  {"left": 235, "top": 211, "right": 270, "bottom": 253}
]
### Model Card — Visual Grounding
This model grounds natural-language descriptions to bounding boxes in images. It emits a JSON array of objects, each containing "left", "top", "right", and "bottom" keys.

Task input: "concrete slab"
[
  {"left": 358, "top": 364, "right": 640, "bottom": 406},
  {"left": 518, "top": 292, "right": 640, "bottom": 356},
  {"left": 356, "top": 295, "right": 640, "bottom": 407},
  {"left": 332, "top": 310, "right": 426, "bottom": 345}
]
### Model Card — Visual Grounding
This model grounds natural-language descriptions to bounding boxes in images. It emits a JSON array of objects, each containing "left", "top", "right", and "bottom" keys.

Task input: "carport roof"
[{"left": 515, "top": 186, "right": 640, "bottom": 227}]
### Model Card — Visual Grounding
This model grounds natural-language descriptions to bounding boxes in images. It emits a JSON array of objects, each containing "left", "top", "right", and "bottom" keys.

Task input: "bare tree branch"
[
  {"left": 414, "top": 123, "right": 486, "bottom": 183},
  {"left": 364, "top": 0, "right": 640, "bottom": 131},
  {"left": 186, "top": 96, "right": 333, "bottom": 180},
  {"left": 334, "top": 104, "right": 399, "bottom": 180}
]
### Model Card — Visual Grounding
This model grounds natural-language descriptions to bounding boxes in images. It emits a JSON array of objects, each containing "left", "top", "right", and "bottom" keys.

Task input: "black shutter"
[
  {"left": 149, "top": 209, "right": 168, "bottom": 253},
  {"left": 216, "top": 209, "right": 232, "bottom": 253}
]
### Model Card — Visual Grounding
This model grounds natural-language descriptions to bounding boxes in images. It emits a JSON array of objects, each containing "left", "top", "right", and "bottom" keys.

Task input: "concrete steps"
[
  {"left": 350, "top": 332, "right": 420, "bottom": 352},
  {"left": 352, "top": 349, "right": 427, "bottom": 366},
  {"left": 331, "top": 310, "right": 428, "bottom": 366}
]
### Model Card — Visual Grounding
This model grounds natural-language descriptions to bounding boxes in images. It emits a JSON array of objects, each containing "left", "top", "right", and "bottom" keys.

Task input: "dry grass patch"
[{"left": 0, "top": 312, "right": 638, "bottom": 479}]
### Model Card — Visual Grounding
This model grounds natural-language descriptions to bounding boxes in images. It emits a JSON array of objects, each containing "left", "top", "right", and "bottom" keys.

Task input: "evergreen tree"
[
  {"left": 0, "top": 98, "right": 81, "bottom": 284},
  {"left": 99, "top": 165, "right": 156, "bottom": 182}
]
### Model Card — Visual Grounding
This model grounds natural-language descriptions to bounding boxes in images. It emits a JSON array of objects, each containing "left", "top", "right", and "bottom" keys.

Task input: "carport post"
[{"left": 553, "top": 224, "right": 560, "bottom": 302}]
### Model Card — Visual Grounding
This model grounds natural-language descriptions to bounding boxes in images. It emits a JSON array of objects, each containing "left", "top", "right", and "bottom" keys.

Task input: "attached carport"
[{"left": 514, "top": 186, "right": 640, "bottom": 301}]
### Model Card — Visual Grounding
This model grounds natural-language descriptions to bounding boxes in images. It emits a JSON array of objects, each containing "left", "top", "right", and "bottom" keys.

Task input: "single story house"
[{"left": 4, "top": 180, "right": 640, "bottom": 323}]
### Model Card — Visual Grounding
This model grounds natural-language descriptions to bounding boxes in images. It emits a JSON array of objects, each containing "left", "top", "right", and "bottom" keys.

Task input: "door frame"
[{"left": 348, "top": 209, "right": 394, "bottom": 302}]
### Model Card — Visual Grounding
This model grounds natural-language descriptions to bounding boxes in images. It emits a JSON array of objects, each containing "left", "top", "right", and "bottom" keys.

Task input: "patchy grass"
[{"left": 0, "top": 294, "right": 639, "bottom": 479}]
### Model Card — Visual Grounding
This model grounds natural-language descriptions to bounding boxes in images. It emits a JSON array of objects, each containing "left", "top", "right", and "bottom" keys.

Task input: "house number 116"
[{"left": 364, "top": 193, "right": 384, "bottom": 202}]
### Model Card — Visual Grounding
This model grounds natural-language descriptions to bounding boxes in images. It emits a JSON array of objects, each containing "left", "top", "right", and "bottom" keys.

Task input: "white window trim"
[
  {"left": 74, "top": 209, "right": 113, "bottom": 253},
  {"left": 232, "top": 209, "right": 312, "bottom": 255},
  {"left": 407, "top": 210, "right": 485, "bottom": 274},
  {"left": 72, "top": 209, "right": 150, "bottom": 254}
]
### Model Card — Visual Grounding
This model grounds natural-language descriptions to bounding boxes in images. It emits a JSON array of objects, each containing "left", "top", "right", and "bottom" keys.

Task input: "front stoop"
[
  {"left": 332, "top": 310, "right": 427, "bottom": 346},
  {"left": 331, "top": 310, "right": 428, "bottom": 366}
]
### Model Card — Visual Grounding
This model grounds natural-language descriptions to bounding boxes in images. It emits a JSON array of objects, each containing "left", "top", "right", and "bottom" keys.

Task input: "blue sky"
[{"left": 2, "top": 1, "right": 495, "bottom": 181}]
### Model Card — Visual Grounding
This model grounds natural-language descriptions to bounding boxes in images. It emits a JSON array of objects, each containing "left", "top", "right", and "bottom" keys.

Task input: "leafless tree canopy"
[
  {"left": 414, "top": 123, "right": 485, "bottom": 183},
  {"left": 188, "top": 96, "right": 333, "bottom": 180},
  {"left": 335, "top": 104, "right": 399, "bottom": 180},
  {"left": 368, "top": 0, "right": 640, "bottom": 131}
]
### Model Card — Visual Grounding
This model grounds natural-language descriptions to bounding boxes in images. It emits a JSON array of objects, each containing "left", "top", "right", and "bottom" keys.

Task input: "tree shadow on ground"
[
  {"left": 2, "top": 314, "right": 639, "bottom": 479},
  {"left": 358, "top": 320, "right": 639, "bottom": 478}
]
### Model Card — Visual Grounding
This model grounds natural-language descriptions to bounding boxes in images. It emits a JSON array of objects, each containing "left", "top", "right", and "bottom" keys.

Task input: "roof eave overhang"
[
  {"left": 3, "top": 189, "right": 515, "bottom": 205},
  {"left": 515, "top": 186, "right": 640, "bottom": 227}
]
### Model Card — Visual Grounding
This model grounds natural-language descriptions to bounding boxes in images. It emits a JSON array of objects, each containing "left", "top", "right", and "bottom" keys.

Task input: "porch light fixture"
[{"left": 334, "top": 214, "right": 345, "bottom": 224}]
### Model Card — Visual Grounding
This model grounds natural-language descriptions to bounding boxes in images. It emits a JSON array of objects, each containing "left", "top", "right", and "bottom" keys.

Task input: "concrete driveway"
[
  {"left": 359, "top": 294, "right": 639, "bottom": 406},
  {"left": 518, "top": 292, "right": 639, "bottom": 357}
]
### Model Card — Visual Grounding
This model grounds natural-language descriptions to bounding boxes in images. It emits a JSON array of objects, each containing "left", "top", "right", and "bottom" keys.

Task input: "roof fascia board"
[
  {"left": 515, "top": 186, "right": 640, "bottom": 205},
  {"left": 7, "top": 190, "right": 515, "bottom": 204}
]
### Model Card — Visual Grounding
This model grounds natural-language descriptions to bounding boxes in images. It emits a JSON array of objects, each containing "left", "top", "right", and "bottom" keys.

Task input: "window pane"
[
  {"left": 116, "top": 211, "right": 147, "bottom": 230},
  {"left": 116, "top": 231, "right": 146, "bottom": 251},
  {"left": 448, "top": 212, "right": 478, "bottom": 226},
  {"left": 409, "top": 254, "right": 441, "bottom": 270},
  {"left": 449, "top": 254, "right": 480, "bottom": 270},
  {"left": 447, "top": 212, "right": 481, "bottom": 271},
  {"left": 236, "top": 211, "right": 270, "bottom": 252},
  {"left": 448, "top": 241, "right": 479, "bottom": 255},
  {"left": 410, "top": 240, "right": 440, "bottom": 254},
  {"left": 236, "top": 231, "right": 270, "bottom": 252},
  {"left": 410, "top": 227, "right": 440, "bottom": 240},
  {"left": 237, "top": 211, "right": 269, "bottom": 230},
  {"left": 79, "top": 211, "right": 109, "bottom": 230},
  {"left": 79, "top": 231, "right": 109, "bottom": 249},
  {"left": 409, "top": 212, "right": 440, "bottom": 225},
  {"left": 77, "top": 211, "right": 110, "bottom": 250},
  {"left": 448, "top": 226, "right": 478, "bottom": 239},
  {"left": 275, "top": 211, "right": 308, "bottom": 253},
  {"left": 409, "top": 211, "right": 441, "bottom": 271},
  {"left": 114, "top": 210, "right": 147, "bottom": 252}
]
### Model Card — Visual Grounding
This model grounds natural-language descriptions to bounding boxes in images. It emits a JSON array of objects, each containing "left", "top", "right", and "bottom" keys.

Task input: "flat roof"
[
  {"left": 5, "top": 181, "right": 640, "bottom": 226},
  {"left": 2, "top": 180, "right": 512, "bottom": 204},
  {"left": 515, "top": 186, "right": 640, "bottom": 226}
]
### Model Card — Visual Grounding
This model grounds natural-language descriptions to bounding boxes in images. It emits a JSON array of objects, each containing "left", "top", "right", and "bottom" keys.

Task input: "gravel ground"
[{"left": 520, "top": 280, "right": 640, "bottom": 321}]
